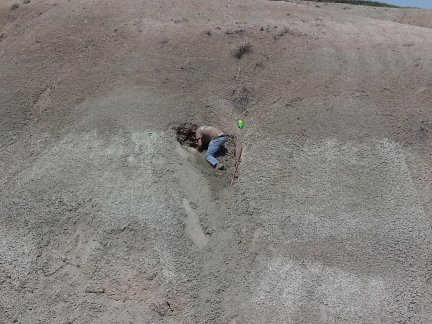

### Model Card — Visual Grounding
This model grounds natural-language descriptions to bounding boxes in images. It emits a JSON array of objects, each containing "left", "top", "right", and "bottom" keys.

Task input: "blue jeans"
[{"left": 205, "top": 136, "right": 226, "bottom": 168}]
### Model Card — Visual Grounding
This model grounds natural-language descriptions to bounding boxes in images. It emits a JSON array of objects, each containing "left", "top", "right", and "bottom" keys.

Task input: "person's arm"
[
  {"left": 197, "top": 138, "right": 203, "bottom": 152},
  {"left": 196, "top": 128, "right": 203, "bottom": 152}
]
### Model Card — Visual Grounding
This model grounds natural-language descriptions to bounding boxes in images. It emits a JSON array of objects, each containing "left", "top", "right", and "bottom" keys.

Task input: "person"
[{"left": 195, "top": 125, "right": 226, "bottom": 170}]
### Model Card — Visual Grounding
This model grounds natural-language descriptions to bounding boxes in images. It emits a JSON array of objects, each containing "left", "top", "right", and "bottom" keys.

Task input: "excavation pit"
[{"left": 173, "top": 123, "right": 237, "bottom": 172}]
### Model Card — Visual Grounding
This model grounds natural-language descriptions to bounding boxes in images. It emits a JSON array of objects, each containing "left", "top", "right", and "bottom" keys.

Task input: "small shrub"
[
  {"left": 225, "top": 29, "right": 245, "bottom": 36},
  {"left": 274, "top": 26, "right": 292, "bottom": 42},
  {"left": 254, "top": 62, "right": 264, "bottom": 69},
  {"left": 232, "top": 42, "right": 253, "bottom": 59},
  {"left": 232, "top": 86, "right": 253, "bottom": 111}
]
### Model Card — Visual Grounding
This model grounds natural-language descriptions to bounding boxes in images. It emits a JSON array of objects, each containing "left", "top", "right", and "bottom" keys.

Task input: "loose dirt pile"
[
  {"left": 175, "top": 123, "right": 199, "bottom": 148},
  {"left": 1, "top": 0, "right": 432, "bottom": 323}
]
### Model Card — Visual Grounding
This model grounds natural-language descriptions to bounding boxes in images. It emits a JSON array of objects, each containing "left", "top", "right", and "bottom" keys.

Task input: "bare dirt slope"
[
  {"left": 1, "top": 0, "right": 432, "bottom": 323},
  {"left": 297, "top": 0, "right": 432, "bottom": 29}
]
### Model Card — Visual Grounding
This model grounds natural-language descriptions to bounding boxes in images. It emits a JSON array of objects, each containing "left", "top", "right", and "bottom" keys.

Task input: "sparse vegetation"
[
  {"left": 273, "top": 0, "right": 399, "bottom": 8},
  {"left": 225, "top": 29, "right": 245, "bottom": 36},
  {"left": 232, "top": 42, "right": 253, "bottom": 59},
  {"left": 254, "top": 61, "right": 264, "bottom": 69},
  {"left": 232, "top": 86, "right": 253, "bottom": 110},
  {"left": 274, "top": 26, "right": 292, "bottom": 42}
]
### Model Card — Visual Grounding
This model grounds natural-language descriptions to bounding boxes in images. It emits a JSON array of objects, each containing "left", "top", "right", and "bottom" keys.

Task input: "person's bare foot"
[{"left": 215, "top": 163, "right": 225, "bottom": 170}]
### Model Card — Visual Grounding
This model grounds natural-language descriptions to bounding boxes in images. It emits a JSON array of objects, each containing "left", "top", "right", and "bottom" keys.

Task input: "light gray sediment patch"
[
  {"left": 1, "top": 128, "right": 226, "bottom": 322},
  {"left": 183, "top": 199, "right": 209, "bottom": 249},
  {"left": 225, "top": 137, "right": 431, "bottom": 323}
]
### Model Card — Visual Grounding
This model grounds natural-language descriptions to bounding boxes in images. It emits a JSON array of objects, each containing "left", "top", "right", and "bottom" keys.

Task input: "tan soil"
[{"left": 1, "top": 0, "right": 432, "bottom": 323}]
